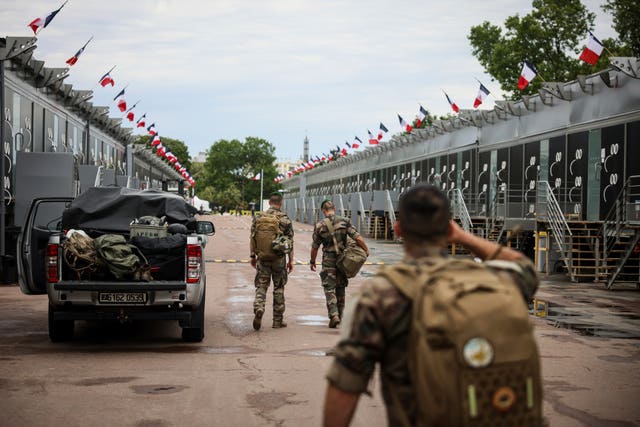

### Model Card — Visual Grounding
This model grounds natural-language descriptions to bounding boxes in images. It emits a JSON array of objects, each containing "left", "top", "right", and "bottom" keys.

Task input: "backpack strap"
[{"left": 324, "top": 217, "right": 342, "bottom": 255}]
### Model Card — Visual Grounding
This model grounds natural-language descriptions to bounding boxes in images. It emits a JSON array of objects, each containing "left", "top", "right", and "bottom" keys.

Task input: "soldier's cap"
[
  {"left": 270, "top": 191, "right": 282, "bottom": 197},
  {"left": 321, "top": 199, "right": 334, "bottom": 209}
]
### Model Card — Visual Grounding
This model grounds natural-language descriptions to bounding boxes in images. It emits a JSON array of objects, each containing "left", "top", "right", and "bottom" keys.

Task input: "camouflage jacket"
[
  {"left": 250, "top": 207, "right": 294, "bottom": 255},
  {"left": 325, "top": 248, "right": 538, "bottom": 426},
  {"left": 311, "top": 214, "right": 359, "bottom": 254}
]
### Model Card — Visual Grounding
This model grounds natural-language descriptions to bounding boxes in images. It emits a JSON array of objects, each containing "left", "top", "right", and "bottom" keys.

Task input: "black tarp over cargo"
[{"left": 62, "top": 187, "right": 198, "bottom": 233}]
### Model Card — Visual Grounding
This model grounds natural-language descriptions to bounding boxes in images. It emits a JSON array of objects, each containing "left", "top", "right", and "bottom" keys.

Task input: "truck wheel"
[
  {"left": 48, "top": 305, "right": 74, "bottom": 342},
  {"left": 182, "top": 287, "right": 205, "bottom": 342}
]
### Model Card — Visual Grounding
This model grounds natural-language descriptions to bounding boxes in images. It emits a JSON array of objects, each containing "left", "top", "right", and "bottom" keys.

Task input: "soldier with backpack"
[
  {"left": 323, "top": 184, "right": 542, "bottom": 427},
  {"left": 250, "top": 192, "right": 294, "bottom": 330},
  {"left": 310, "top": 200, "right": 370, "bottom": 328}
]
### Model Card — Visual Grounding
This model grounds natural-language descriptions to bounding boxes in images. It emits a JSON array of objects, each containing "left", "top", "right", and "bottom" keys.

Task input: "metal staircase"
[
  {"left": 451, "top": 188, "right": 472, "bottom": 232},
  {"left": 597, "top": 175, "right": 640, "bottom": 289},
  {"left": 536, "top": 180, "right": 577, "bottom": 282}
]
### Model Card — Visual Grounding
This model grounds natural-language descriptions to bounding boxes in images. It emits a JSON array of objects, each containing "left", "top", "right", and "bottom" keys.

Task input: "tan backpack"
[
  {"left": 377, "top": 258, "right": 543, "bottom": 427},
  {"left": 252, "top": 213, "right": 282, "bottom": 261}
]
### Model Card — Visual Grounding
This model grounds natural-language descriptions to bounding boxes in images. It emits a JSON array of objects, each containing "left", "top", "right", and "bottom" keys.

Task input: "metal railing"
[
  {"left": 385, "top": 190, "right": 397, "bottom": 227},
  {"left": 537, "top": 180, "right": 575, "bottom": 282},
  {"left": 599, "top": 175, "right": 640, "bottom": 255},
  {"left": 451, "top": 188, "right": 472, "bottom": 232},
  {"left": 357, "top": 193, "right": 369, "bottom": 234},
  {"left": 597, "top": 175, "right": 640, "bottom": 288}
]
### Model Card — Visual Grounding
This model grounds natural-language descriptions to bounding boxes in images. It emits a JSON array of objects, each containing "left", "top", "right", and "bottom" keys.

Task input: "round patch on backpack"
[{"left": 462, "top": 337, "right": 494, "bottom": 368}]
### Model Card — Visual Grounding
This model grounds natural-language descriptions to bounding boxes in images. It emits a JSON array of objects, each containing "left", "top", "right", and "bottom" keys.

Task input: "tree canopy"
[
  {"left": 468, "top": 0, "right": 599, "bottom": 98},
  {"left": 602, "top": 0, "right": 640, "bottom": 56},
  {"left": 200, "top": 137, "right": 279, "bottom": 209}
]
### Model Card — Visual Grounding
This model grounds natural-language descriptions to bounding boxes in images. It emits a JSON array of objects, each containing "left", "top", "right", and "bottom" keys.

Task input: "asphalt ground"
[{"left": 0, "top": 214, "right": 638, "bottom": 426}]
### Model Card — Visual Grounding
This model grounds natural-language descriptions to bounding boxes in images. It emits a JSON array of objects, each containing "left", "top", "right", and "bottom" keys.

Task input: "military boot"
[
  {"left": 329, "top": 315, "right": 341, "bottom": 328},
  {"left": 272, "top": 320, "right": 287, "bottom": 328},
  {"left": 253, "top": 309, "right": 264, "bottom": 331},
  {"left": 337, "top": 296, "right": 346, "bottom": 320}
]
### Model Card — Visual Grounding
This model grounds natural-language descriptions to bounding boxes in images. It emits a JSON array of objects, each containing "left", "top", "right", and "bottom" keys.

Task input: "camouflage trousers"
[
  {"left": 254, "top": 256, "right": 287, "bottom": 322},
  {"left": 320, "top": 252, "right": 348, "bottom": 319}
]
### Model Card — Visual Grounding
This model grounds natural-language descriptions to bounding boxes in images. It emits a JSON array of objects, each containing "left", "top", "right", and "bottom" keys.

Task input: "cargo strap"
[{"left": 324, "top": 217, "right": 342, "bottom": 255}]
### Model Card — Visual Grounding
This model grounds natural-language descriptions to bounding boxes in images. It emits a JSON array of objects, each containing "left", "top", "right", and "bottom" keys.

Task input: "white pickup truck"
[{"left": 17, "top": 187, "right": 214, "bottom": 343}]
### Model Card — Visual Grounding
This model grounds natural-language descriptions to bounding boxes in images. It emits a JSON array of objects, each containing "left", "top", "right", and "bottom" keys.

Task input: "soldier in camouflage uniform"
[
  {"left": 322, "top": 184, "right": 539, "bottom": 426},
  {"left": 250, "top": 193, "right": 294, "bottom": 330},
  {"left": 310, "top": 200, "right": 369, "bottom": 328}
]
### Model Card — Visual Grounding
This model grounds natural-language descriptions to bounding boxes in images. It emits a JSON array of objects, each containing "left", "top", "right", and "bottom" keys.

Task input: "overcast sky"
[{"left": 1, "top": 0, "right": 616, "bottom": 161}]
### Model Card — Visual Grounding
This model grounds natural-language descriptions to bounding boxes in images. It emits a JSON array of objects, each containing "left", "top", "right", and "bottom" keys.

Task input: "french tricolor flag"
[
  {"left": 398, "top": 114, "right": 412, "bottom": 132},
  {"left": 136, "top": 114, "right": 146, "bottom": 128},
  {"left": 113, "top": 89, "right": 127, "bottom": 112},
  {"left": 517, "top": 61, "right": 537, "bottom": 91},
  {"left": 65, "top": 37, "right": 93, "bottom": 66},
  {"left": 99, "top": 71, "right": 115, "bottom": 87},
  {"left": 444, "top": 91, "right": 460, "bottom": 113},
  {"left": 28, "top": 1, "right": 67, "bottom": 35},
  {"left": 579, "top": 32, "right": 604, "bottom": 66},
  {"left": 147, "top": 123, "right": 157, "bottom": 136},
  {"left": 367, "top": 131, "right": 378, "bottom": 146},
  {"left": 473, "top": 83, "right": 490, "bottom": 108},
  {"left": 151, "top": 134, "right": 161, "bottom": 146},
  {"left": 416, "top": 105, "right": 428, "bottom": 127},
  {"left": 353, "top": 137, "right": 363, "bottom": 149},
  {"left": 378, "top": 123, "right": 388, "bottom": 141}
]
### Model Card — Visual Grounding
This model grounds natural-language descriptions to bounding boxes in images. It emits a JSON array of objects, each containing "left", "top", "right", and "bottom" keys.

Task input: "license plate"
[{"left": 98, "top": 292, "right": 147, "bottom": 304}]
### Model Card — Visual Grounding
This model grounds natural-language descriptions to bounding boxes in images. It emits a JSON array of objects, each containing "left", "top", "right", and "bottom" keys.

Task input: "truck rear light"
[
  {"left": 187, "top": 244, "right": 202, "bottom": 283},
  {"left": 47, "top": 243, "right": 59, "bottom": 283}
]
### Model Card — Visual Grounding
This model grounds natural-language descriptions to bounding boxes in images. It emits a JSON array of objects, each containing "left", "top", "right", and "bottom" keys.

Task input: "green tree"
[
  {"left": 203, "top": 137, "right": 279, "bottom": 206},
  {"left": 134, "top": 135, "right": 192, "bottom": 171},
  {"left": 468, "top": 0, "right": 596, "bottom": 98},
  {"left": 602, "top": 0, "right": 640, "bottom": 56}
]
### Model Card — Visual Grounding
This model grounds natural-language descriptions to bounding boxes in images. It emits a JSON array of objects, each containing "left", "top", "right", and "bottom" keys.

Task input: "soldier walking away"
[
  {"left": 250, "top": 193, "right": 294, "bottom": 330},
  {"left": 310, "top": 200, "right": 369, "bottom": 328},
  {"left": 323, "top": 184, "right": 542, "bottom": 427}
]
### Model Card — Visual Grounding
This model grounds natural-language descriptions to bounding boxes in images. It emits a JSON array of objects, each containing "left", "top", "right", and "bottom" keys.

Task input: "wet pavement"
[{"left": 0, "top": 214, "right": 638, "bottom": 426}]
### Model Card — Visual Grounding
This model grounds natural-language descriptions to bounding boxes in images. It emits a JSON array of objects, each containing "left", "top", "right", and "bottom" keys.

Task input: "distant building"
[
  {"left": 276, "top": 158, "right": 302, "bottom": 176},
  {"left": 192, "top": 151, "right": 207, "bottom": 163}
]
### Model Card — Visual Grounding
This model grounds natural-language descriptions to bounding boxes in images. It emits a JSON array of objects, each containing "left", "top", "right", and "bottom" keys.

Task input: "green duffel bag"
[
  {"left": 94, "top": 234, "right": 148, "bottom": 280},
  {"left": 337, "top": 241, "right": 368, "bottom": 278},
  {"left": 324, "top": 218, "right": 368, "bottom": 278}
]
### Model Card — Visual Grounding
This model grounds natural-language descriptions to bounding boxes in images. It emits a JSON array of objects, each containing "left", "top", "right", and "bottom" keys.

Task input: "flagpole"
[{"left": 259, "top": 169, "right": 264, "bottom": 212}]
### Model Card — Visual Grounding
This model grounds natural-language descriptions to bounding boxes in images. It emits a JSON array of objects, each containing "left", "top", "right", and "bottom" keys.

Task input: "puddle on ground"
[
  {"left": 295, "top": 315, "right": 327, "bottom": 326},
  {"left": 285, "top": 348, "right": 330, "bottom": 357},
  {"left": 227, "top": 295, "right": 253, "bottom": 304},
  {"left": 531, "top": 299, "right": 640, "bottom": 339}
]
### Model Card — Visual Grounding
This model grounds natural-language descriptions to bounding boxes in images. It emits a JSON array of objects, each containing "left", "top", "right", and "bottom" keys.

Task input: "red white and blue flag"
[
  {"left": 473, "top": 83, "right": 491, "bottom": 108},
  {"left": 99, "top": 71, "right": 115, "bottom": 87},
  {"left": 378, "top": 123, "right": 388, "bottom": 141},
  {"left": 65, "top": 37, "right": 93, "bottom": 66},
  {"left": 398, "top": 114, "right": 412, "bottom": 132},
  {"left": 28, "top": 1, "right": 67, "bottom": 35},
  {"left": 147, "top": 123, "right": 157, "bottom": 136},
  {"left": 125, "top": 101, "right": 139, "bottom": 122},
  {"left": 113, "top": 88, "right": 127, "bottom": 112},
  {"left": 251, "top": 172, "right": 261, "bottom": 181},
  {"left": 136, "top": 114, "right": 146, "bottom": 128},
  {"left": 416, "top": 105, "right": 428, "bottom": 127},
  {"left": 444, "top": 91, "right": 460, "bottom": 113},
  {"left": 579, "top": 32, "right": 604, "bottom": 66},
  {"left": 151, "top": 134, "right": 161, "bottom": 146},
  {"left": 367, "top": 130, "right": 378, "bottom": 145},
  {"left": 517, "top": 61, "right": 537, "bottom": 90},
  {"left": 352, "top": 136, "right": 362, "bottom": 148}
]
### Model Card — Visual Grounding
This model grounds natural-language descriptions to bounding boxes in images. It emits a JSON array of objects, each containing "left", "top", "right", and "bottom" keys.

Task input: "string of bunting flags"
[
  {"left": 286, "top": 28, "right": 609, "bottom": 183},
  {"left": 25, "top": 1, "right": 196, "bottom": 187}
]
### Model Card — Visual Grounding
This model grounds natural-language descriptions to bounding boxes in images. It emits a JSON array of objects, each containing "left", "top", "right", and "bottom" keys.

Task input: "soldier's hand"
[
  {"left": 251, "top": 258, "right": 257, "bottom": 269},
  {"left": 447, "top": 219, "right": 466, "bottom": 244},
  {"left": 310, "top": 263, "right": 317, "bottom": 272},
  {"left": 287, "top": 260, "right": 293, "bottom": 273}
]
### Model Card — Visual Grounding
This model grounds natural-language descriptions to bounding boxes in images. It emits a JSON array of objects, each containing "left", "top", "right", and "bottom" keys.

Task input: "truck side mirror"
[{"left": 196, "top": 221, "right": 215, "bottom": 236}]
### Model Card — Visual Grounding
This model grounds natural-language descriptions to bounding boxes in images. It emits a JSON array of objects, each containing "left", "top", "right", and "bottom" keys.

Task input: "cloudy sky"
[{"left": 1, "top": 0, "right": 615, "bottom": 161}]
